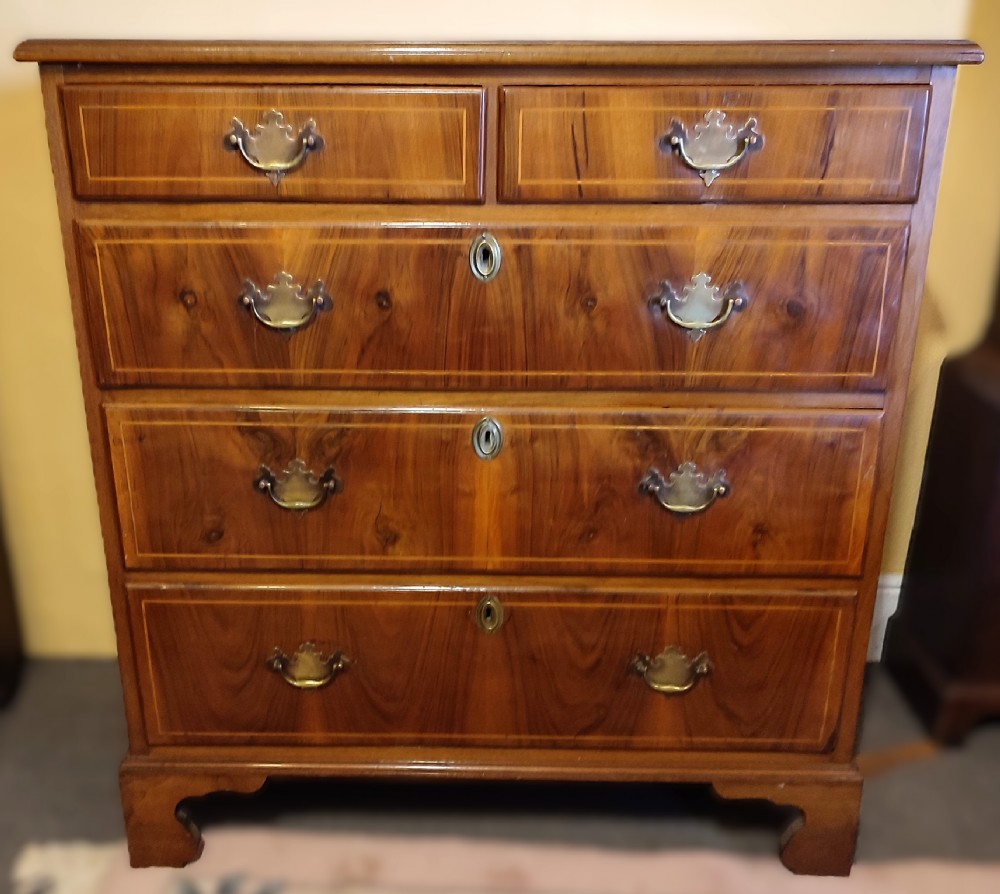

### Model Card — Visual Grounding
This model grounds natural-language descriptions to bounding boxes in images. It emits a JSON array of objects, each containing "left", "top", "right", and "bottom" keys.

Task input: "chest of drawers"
[{"left": 16, "top": 39, "right": 981, "bottom": 875}]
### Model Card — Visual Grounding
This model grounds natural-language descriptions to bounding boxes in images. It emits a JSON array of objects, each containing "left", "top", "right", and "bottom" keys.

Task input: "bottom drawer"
[{"left": 130, "top": 580, "right": 854, "bottom": 752}]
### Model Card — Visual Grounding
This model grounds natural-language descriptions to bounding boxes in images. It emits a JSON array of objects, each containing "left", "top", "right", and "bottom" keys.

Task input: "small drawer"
[
  {"left": 106, "top": 401, "right": 880, "bottom": 576},
  {"left": 130, "top": 581, "right": 853, "bottom": 752},
  {"left": 62, "top": 85, "right": 484, "bottom": 202},
  {"left": 78, "top": 218, "right": 907, "bottom": 391},
  {"left": 501, "top": 85, "right": 929, "bottom": 203}
]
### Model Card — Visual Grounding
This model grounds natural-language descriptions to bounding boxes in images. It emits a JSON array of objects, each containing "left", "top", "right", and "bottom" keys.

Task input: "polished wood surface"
[
  {"left": 118, "top": 749, "right": 861, "bottom": 870},
  {"left": 79, "top": 219, "right": 906, "bottom": 390},
  {"left": 63, "top": 85, "right": 484, "bottom": 201},
  {"left": 0, "top": 521, "right": 23, "bottom": 707},
  {"left": 120, "top": 764, "right": 266, "bottom": 867},
  {"left": 713, "top": 778, "right": 862, "bottom": 875},
  {"left": 502, "top": 86, "right": 929, "bottom": 203},
  {"left": 131, "top": 583, "right": 851, "bottom": 751},
  {"left": 20, "top": 39, "right": 977, "bottom": 874},
  {"left": 884, "top": 345, "right": 1000, "bottom": 742},
  {"left": 106, "top": 403, "right": 879, "bottom": 575},
  {"left": 15, "top": 39, "right": 985, "bottom": 68}
]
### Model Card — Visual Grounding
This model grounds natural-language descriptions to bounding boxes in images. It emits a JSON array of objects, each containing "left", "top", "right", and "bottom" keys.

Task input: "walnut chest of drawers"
[{"left": 16, "top": 39, "right": 982, "bottom": 875}]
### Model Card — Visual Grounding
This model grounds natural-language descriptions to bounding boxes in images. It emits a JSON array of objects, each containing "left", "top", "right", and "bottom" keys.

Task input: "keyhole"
[
  {"left": 470, "top": 233, "right": 502, "bottom": 282},
  {"left": 478, "top": 244, "right": 494, "bottom": 274},
  {"left": 472, "top": 417, "right": 503, "bottom": 460},
  {"left": 475, "top": 596, "right": 505, "bottom": 633}
]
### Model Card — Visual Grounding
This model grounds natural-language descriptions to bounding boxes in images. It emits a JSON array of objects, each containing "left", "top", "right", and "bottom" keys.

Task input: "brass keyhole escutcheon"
[
  {"left": 470, "top": 233, "right": 502, "bottom": 282},
  {"left": 474, "top": 596, "right": 505, "bottom": 633},
  {"left": 472, "top": 417, "right": 504, "bottom": 460}
]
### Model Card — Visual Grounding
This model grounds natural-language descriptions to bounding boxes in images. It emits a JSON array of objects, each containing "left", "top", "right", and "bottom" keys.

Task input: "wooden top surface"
[{"left": 13, "top": 39, "right": 984, "bottom": 68}]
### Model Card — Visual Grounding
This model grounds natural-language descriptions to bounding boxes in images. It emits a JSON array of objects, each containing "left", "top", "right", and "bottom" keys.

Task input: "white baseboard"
[{"left": 868, "top": 573, "right": 902, "bottom": 661}]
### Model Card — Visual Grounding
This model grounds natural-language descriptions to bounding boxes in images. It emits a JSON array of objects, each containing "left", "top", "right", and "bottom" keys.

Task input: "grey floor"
[{"left": 1, "top": 661, "right": 999, "bottom": 886}]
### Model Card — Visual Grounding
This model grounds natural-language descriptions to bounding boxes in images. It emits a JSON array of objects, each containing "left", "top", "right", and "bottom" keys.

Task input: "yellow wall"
[
  {"left": 0, "top": 1, "right": 987, "bottom": 656},
  {"left": 883, "top": 0, "right": 1000, "bottom": 570}
]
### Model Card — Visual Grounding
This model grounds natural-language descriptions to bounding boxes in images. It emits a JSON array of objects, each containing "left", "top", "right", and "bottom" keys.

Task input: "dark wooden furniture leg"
[
  {"left": 0, "top": 517, "right": 23, "bottom": 708},
  {"left": 884, "top": 345, "right": 1000, "bottom": 743}
]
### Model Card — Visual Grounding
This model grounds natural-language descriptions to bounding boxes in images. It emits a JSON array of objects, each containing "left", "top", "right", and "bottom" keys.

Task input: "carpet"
[{"left": 12, "top": 830, "right": 1000, "bottom": 894}]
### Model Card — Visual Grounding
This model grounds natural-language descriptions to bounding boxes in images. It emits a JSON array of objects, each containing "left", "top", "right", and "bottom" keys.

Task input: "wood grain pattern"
[
  {"left": 713, "top": 777, "right": 862, "bottom": 875},
  {"left": 14, "top": 39, "right": 985, "bottom": 68},
  {"left": 78, "top": 219, "right": 907, "bottom": 390},
  {"left": 129, "top": 583, "right": 852, "bottom": 751},
  {"left": 828, "top": 66, "right": 961, "bottom": 766},
  {"left": 120, "top": 764, "right": 266, "bottom": 867},
  {"left": 105, "top": 403, "right": 880, "bottom": 575},
  {"left": 19, "top": 39, "right": 978, "bottom": 875},
  {"left": 502, "top": 86, "right": 929, "bottom": 203},
  {"left": 62, "top": 85, "right": 484, "bottom": 201}
]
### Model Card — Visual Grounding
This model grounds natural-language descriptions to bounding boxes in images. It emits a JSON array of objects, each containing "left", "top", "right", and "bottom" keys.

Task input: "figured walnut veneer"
[
  {"left": 132, "top": 585, "right": 852, "bottom": 750},
  {"left": 501, "top": 85, "right": 930, "bottom": 203},
  {"left": 63, "top": 85, "right": 485, "bottom": 201},
  {"left": 105, "top": 403, "right": 879, "bottom": 575},
  {"left": 79, "top": 219, "right": 907, "bottom": 390},
  {"left": 16, "top": 38, "right": 981, "bottom": 875}
]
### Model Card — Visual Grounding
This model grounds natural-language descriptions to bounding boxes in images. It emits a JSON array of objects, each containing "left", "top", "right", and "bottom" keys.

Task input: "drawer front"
[
  {"left": 62, "top": 86, "right": 484, "bottom": 201},
  {"left": 106, "top": 404, "right": 879, "bottom": 575},
  {"left": 130, "top": 582, "right": 853, "bottom": 752},
  {"left": 79, "top": 220, "right": 906, "bottom": 390},
  {"left": 502, "top": 85, "right": 929, "bottom": 203}
]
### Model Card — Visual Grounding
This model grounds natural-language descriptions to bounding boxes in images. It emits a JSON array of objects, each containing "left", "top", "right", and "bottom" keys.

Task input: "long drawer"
[
  {"left": 106, "top": 402, "right": 880, "bottom": 575},
  {"left": 502, "top": 85, "right": 929, "bottom": 203},
  {"left": 62, "top": 85, "right": 485, "bottom": 202},
  {"left": 78, "top": 220, "right": 907, "bottom": 390},
  {"left": 129, "top": 580, "right": 854, "bottom": 751}
]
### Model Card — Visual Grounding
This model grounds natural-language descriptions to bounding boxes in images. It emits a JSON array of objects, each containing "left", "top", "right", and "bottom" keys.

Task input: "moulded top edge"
[{"left": 13, "top": 39, "right": 985, "bottom": 68}]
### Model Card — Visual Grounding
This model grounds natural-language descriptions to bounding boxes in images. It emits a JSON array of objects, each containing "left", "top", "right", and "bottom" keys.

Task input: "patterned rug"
[{"left": 12, "top": 830, "right": 1000, "bottom": 894}]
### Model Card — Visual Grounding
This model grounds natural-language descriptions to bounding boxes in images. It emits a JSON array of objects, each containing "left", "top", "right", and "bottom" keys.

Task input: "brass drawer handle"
[
  {"left": 239, "top": 272, "right": 332, "bottom": 332},
  {"left": 255, "top": 459, "right": 341, "bottom": 511},
  {"left": 639, "top": 462, "right": 729, "bottom": 515},
  {"left": 268, "top": 642, "right": 351, "bottom": 689},
  {"left": 629, "top": 645, "right": 712, "bottom": 694},
  {"left": 225, "top": 109, "right": 324, "bottom": 185},
  {"left": 649, "top": 273, "right": 748, "bottom": 342},
  {"left": 659, "top": 110, "right": 763, "bottom": 187}
]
